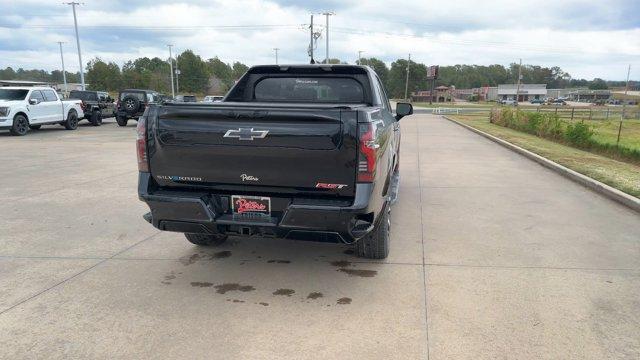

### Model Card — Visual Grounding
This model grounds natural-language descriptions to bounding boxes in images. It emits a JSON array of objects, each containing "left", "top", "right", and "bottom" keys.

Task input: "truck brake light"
[
  {"left": 136, "top": 115, "right": 149, "bottom": 172},
  {"left": 357, "top": 122, "right": 378, "bottom": 182}
]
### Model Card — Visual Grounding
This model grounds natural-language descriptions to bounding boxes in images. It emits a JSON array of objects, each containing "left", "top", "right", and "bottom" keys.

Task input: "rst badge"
[
  {"left": 223, "top": 128, "right": 269, "bottom": 141},
  {"left": 315, "top": 182, "right": 348, "bottom": 189}
]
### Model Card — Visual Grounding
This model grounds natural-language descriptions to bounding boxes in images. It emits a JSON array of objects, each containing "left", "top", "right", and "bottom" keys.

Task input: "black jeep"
[
  {"left": 68, "top": 90, "right": 116, "bottom": 126},
  {"left": 115, "top": 89, "right": 161, "bottom": 127}
]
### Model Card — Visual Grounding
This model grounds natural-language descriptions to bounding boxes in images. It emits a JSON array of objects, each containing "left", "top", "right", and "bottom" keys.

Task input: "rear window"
[
  {"left": 254, "top": 77, "right": 364, "bottom": 103},
  {"left": 120, "top": 92, "right": 145, "bottom": 101},
  {"left": 69, "top": 91, "right": 97, "bottom": 101},
  {"left": 42, "top": 90, "right": 58, "bottom": 102},
  {"left": 0, "top": 89, "right": 28, "bottom": 100}
]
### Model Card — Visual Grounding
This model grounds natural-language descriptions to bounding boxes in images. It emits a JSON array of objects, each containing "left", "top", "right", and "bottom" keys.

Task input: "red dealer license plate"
[{"left": 231, "top": 195, "right": 271, "bottom": 217}]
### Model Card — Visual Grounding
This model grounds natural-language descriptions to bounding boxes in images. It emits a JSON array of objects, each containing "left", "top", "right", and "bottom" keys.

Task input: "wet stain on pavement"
[
  {"left": 191, "top": 282, "right": 214, "bottom": 287},
  {"left": 180, "top": 253, "right": 202, "bottom": 265},
  {"left": 330, "top": 260, "right": 352, "bottom": 267},
  {"left": 214, "top": 283, "right": 256, "bottom": 294},
  {"left": 258, "top": 302, "right": 269, "bottom": 306},
  {"left": 337, "top": 297, "right": 352, "bottom": 305},
  {"left": 272, "top": 288, "right": 295, "bottom": 297},
  {"left": 307, "top": 292, "right": 323, "bottom": 300},
  {"left": 227, "top": 299, "right": 245, "bottom": 303},
  {"left": 267, "top": 260, "right": 291, "bottom": 264},
  {"left": 212, "top": 250, "right": 232, "bottom": 259},
  {"left": 338, "top": 268, "right": 377, "bottom": 278}
]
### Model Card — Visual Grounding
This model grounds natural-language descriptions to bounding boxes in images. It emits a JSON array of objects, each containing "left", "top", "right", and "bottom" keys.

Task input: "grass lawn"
[
  {"left": 580, "top": 119, "right": 640, "bottom": 150},
  {"left": 449, "top": 114, "right": 640, "bottom": 198}
]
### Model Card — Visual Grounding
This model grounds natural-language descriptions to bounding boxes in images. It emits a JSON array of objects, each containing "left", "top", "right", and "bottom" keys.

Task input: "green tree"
[
  {"left": 207, "top": 57, "right": 233, "bottom": 91},
  {"left": 357, "top": 57, "right": 389, "bottom": 88},
  {"left": 231, "top": 62, "right": 249, "bottom": 80},
  {"left": 86, "top": 58, "right": 122, "bottom": 91},
  {"left": 589, "top": 78, "right": 608, "bottom": 90},
  {"left": 387, "top": 59, "right": 427, "bottom": 99},
  {"left": 176, "top": 50, "right": 208, "bottom": 93}
]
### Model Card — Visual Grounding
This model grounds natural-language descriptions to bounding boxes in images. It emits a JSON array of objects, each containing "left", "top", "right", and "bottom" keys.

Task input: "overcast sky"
[{"left": 1, "top": 0, "right": 638, "bottom": 80}]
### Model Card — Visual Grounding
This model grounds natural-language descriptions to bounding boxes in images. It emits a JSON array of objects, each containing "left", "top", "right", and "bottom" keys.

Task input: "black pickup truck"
[{"left": 137, "top": 65, "right": 412, "bottom": 259}]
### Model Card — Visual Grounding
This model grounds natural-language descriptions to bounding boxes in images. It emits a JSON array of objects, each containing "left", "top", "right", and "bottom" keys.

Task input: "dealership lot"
[{"left": 0, "top": 115, "right": 639, "bottom": 359}]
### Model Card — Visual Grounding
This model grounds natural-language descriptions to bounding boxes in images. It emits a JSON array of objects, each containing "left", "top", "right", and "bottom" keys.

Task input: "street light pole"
[
  {"left": 65, "top": 2, "right": 85, "bottom": 90},
  {"left": 167, "top": 44, "right": 175, "bottom": 98},
  {"left": 273, "top": 48, "right": 280, "bottom": 65},
  {"left": 57, "top": 41, "right": 68, "bottom": 95},
  {"left": 358, "top": 50, "right": 364, "bottom": 65},
  {"left": 322, "top": 12, "right": 334, "bottom": 64},
  {"left": 404, "top": 54, "right": 411, "bottom": 101}
]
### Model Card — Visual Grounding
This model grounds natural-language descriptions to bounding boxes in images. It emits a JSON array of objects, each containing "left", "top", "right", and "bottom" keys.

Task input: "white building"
[{"left": 498, "top": 84, "right": 547, "bottom": 101}]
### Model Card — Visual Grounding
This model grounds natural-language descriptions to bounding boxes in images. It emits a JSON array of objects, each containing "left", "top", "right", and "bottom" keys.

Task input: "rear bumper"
[
  {"left": 138, "top": 173, "right": 382, "bottom": 243},
  {"left": 116, "top": 110, "right": 140, "bottom": 119}
]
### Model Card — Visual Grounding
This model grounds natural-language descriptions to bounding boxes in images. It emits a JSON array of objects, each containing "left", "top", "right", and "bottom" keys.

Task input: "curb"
[{"left": 442, "top": 115, "right": 640, "bottom": 213}]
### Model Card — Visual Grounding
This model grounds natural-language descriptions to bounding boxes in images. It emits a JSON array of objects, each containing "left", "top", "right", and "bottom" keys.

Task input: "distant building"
[
  {"left": 567, "top": 89, "right": 611, "bottom": 102},
  {"left": 411, "top": 85, "right": 454, "bottom": 102},
  {"left": 0, "top": 79, "right": 50, "bottom": 87},
  {"left": 498, "top": 84, "right": 547, "bottom": 101}
]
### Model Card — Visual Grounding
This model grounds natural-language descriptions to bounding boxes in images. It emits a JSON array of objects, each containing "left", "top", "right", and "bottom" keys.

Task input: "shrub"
[
  {"left": 564, "top": 122, "right": 594, "bottom": 147},
  {"left": 487, "top": 109, "right": 640, "bottom": 165}
]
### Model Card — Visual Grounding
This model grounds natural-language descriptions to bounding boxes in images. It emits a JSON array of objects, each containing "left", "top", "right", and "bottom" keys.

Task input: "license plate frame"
[{"left": 231, "top": 195, "right": 271, "bottom": 217}]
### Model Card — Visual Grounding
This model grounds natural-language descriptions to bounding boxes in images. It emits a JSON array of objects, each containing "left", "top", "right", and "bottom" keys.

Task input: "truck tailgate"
[{"left": 149, "top": 104, "right": 358, "bottom": 197}]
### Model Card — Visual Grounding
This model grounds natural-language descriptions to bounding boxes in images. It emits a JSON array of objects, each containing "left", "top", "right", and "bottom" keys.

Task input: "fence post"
[
  {"left": 589, "top": 108, "right": 592, "bottom": 121},
  {"left": 606, "top": 108, "right": 610, "bottom": 120},
  {"left": 571, "top": 108, "right": 574, "bottom": 121},
  {"left": 555, "top": 107, "right": 558, "bottom": 115},
  {"left": 616, "top": 121, "right": 623, "bottom": 146}
]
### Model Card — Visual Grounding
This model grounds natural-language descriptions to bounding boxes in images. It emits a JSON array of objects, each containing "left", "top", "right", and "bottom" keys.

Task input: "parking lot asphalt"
[{"left": 0, "top": 115, "right": 639, "bottom": 359}]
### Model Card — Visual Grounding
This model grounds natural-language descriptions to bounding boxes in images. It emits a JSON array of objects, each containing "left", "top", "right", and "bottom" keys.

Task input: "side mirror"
[
  {"left": 29, "top": 98, "right": 39, "bottom": 105},
  {"left": 395, "top": 102, "right": 413, "bottom": 120}
]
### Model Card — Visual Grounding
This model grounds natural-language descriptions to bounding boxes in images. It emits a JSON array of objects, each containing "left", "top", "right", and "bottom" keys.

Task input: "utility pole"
[
  {"left": 617, "top": 64, "right": 631, "bottom": 145},
  {"left": 309, "top": 14, "right": 314, "bottom": 63},
  {"left": 273, "top": 48, "right": 280, "bottom": 64},
  {"left": 358, "top": 50, "right": 364, "bottom": 65},
  {"left": 57, "top": 41, "right": 68, "bottom": 96},
  {"left": 167, "top": 44, "right": 175, "bottom": 98},
  {"left": 404, "top": 54, "right": 411, "bottom": 101},
  {"left": 175, "top": 51, "right": 180, "bottom": 93},
  {"left": 515, "top": 58, "right": 522, "bottom": 103},
  {"left": 65, "top": 2, "right": 84, "bottom": 90},
  {"left": 322, "top": 12, "right": 334, "bottom": 64}
]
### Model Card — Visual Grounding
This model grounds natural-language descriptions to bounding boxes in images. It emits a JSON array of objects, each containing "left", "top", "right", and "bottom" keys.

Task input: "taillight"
[
  {"left": 136, "top": 115, "right": 149, "bottom": 172},
  {"left": 357, "top": 122, "right": 378, "bottom": 182}
]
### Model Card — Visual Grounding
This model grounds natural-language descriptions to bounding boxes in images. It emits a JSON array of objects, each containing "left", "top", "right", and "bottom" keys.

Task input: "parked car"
[
  {"left": 551, "top": 99, "right": 567, "bottom": 105},
  {"left": 174, "top": 95, "right": 197, "bottom": 102},
  {"left": 499, "top": 99, "right": 518, "bottom": 106},
  {"left": 68, "top": 90, "right": 115, "bottom": 126},
  {"left": 203, "top": 95, "right": 224, "bottom": 102},
  {"left": 529, "top": 98, "right": 545, "bottom": 104},
  {"left": 0, "top": 87, "right": 84, "bottom": 136},
  {"left": 138, "top": 64, "right": 413, "bottom": 259},
  {"left": 115, "top": 89, "right": 160, "bottom": 127}
]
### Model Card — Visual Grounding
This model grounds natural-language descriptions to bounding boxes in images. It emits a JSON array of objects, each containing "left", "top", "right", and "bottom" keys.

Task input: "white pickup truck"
[{"left": 0, "top": 87, "right": 84, "bottom": 136}]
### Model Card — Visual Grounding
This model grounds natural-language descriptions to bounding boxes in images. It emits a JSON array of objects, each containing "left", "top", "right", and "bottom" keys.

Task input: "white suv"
[{"left": 0, "top": 87, "right": 85, "bottom": 136}]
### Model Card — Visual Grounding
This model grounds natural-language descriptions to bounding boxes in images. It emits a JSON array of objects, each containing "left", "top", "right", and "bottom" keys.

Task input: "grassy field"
[
  {"left": 580, "top": 119, "right": 640, "bottom": 149},
  {"left": 449, "top": 114, "right": 640, "bottom": 198}
]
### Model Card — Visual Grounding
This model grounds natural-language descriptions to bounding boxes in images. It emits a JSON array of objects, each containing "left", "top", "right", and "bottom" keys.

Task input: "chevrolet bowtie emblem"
[{"left": 223, "top": 128, "right": 269, "bottom": 141}]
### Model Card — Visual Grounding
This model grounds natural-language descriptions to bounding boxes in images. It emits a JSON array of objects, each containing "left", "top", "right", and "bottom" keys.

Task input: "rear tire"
[
  {"left": 90, "top": 110, "right": 102, "bottom": 126},
  {"left": 10, "top": 114, "right": 29, "bottom": 136},
  {"left": 185, "top": 233, "right": 228, "bottom": 246},
  {"left": 355, "top": 204, "right": 390, "bottom": 259},
  {"left": 116, "top": 116, "right": 128, "bottom": 127},
  {"left": 64, "top": 110, "right": 79, "bottom": 130}
]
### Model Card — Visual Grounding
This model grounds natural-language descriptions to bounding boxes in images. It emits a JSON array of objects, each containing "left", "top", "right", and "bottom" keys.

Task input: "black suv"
[
  {"left": 68, "top": 90, "right": 116, "bottom": 126},
  {"left": 115, "top": 89, "right": 161, "bottom": 127}
]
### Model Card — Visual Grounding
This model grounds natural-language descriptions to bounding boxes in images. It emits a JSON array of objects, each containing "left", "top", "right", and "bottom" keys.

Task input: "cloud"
[{"left": 0, "top": 0, "right": 638, "bottom": 80}]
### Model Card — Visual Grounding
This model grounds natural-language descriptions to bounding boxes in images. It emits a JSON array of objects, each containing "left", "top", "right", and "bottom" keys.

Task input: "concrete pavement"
[{"left": 0, "top": 115, "right": 638, "bottom": 359}]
